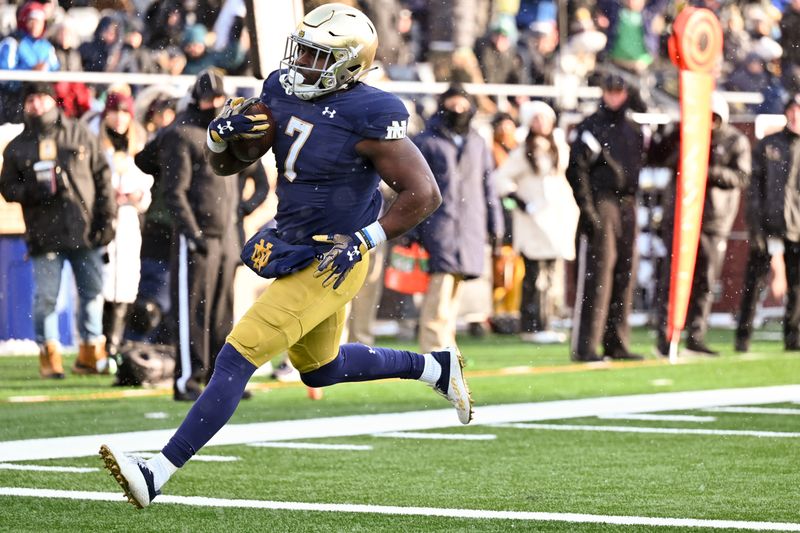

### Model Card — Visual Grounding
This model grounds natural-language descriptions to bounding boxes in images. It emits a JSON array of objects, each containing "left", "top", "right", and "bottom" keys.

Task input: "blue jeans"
[
  {"left": 32, "top": 248, "right": 104, "bottom": 344},
  {"left": 137, "top": 257, "right": 171, "bottom": 315}
]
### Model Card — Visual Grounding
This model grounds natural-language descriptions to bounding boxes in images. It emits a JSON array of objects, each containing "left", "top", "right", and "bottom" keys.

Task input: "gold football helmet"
[{"left": 280, "top": 3, "right": 378, "bottom": 100}]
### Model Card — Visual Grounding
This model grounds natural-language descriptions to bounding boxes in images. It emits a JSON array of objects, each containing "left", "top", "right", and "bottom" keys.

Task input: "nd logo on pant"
[{"left": 250, "top": 240, "right": 273, "bottom": 272}]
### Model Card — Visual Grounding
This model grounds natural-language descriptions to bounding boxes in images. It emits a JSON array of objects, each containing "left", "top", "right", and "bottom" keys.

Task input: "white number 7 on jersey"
[{"left": 284, "top": 116, "right": 314, "bottom": 182}]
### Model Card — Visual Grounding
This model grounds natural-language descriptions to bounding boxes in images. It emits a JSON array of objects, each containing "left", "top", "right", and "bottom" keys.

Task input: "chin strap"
[{"left": 352, "top": 65, "right": 380, "bottom": 83}]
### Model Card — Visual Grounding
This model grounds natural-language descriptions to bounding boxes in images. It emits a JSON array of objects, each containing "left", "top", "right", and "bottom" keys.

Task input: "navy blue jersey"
[{"left": 260, "top": 70, "right": 409, "bottom": 245}]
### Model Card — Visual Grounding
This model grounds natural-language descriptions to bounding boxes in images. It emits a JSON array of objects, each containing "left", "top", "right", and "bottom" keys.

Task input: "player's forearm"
[{"left": 378, "top": 182, "right": 441, "bottom": 240}]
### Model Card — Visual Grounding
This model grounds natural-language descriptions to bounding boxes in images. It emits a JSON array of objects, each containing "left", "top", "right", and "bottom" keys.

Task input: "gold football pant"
[{"left": 226, "top": 256, "right": 369, "bottom": 373}]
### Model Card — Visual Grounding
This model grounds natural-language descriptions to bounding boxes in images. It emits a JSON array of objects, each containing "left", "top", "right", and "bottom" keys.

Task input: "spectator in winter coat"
[
  {"left": 115, "top": 17, "right": 159, "bottom": 74},
  {"left": 413, "top": 84, "right": 504, "bottom": 353},
  {"left": 50, "top": 21, "right": 91, "bottom": 118},
  {"left": 144, "top": 1, "right": 187, "bottom": 52},
  {"left": 0, "top": 82, "right": 116, "bottom": 378},
  {"left": 780, "top": 0, "right": 800, "bottom": 93},
  {"left": 0, "top": 1, "right": 59, "bottom": 123},
  {"left": 474, "top": 15, "right": 528, "bottom": 86},
  {"left": 181, "top": 23, "right": 245, "bottom": 75},
  {"left": 88, "top": 92, "right": 153, "bottom": 360},
  {"left": 493, "top": 101, "right": 578, "bottom": 343},
  {"left": 49, "top": 21, "right": 81, "bottom": 72},
  {"left": 79, "top": 15, "right": 122, "bottom": 72},
  {"left": 597, "top": 0, "right": 668, "bottom": 72}
]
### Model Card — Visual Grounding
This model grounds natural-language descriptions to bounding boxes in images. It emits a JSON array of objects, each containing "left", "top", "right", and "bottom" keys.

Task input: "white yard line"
[
  {"left": 0, "top": 385, "right": 798, "bottom": 462},
  {"left": 705, "top": 407, "right": 800, "bottom": 416},
  {"left": 373, "top": 432, "right": 496, "bottom": 441},
  {"left": 0, "top": 487, "right": 798, "bottom": 531},
  {"left": 598, "top": 414, "right": 717, "bottom": 422},
  {"left": 498, "top": 423, "right": 800, "bottom": 438},
  {"left": 249, "top": 442, "right": 372, "bottom": 451},
  {"left": 0, "top": 464, "right": 97, "bottom": 473}
]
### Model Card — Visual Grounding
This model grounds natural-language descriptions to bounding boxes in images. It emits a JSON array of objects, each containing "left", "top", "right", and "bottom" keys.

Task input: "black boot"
[{"left": 685, "top": 338, "right": 719, "bottom": 356}]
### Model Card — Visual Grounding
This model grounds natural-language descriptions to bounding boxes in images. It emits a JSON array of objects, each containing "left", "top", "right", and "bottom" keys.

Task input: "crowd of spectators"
[{"left": 0, "top": 0, "right": 797, "bottom": 119}]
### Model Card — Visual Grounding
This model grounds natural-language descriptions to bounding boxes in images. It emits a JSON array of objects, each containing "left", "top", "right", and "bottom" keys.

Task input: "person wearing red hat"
[
  {"left": 88, "top": 91, "right": 154, "bottom": 362},
  {"left": 0, "top": 1, "right": 60, "bottom": 122}
]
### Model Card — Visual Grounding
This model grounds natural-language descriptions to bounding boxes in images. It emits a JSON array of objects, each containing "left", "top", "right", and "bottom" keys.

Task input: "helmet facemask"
[
  {"left": 280, "top": 35, "right": 366, "bottom": 100},
  {"left": 279, "top": 4, "right": 378, "bottom": 101}
]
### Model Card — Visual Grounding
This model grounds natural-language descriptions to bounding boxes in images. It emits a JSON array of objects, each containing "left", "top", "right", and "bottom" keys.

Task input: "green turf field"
[{"left": 1, "top": 328, "right": 798, "bottom": 532}]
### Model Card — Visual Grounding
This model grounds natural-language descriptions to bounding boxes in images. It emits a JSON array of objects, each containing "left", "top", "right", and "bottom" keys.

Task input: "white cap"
[
  {"left": 711, "top": 92, "right": 729, "bottom": 125},
  {"left": 519, "top": 100, "right": 556, "bottom": 128}
]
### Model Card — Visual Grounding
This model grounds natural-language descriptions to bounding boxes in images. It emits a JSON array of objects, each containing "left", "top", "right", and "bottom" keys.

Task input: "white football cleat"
[
  {"left": 99, "top": 444, "right": 159, "bottom": 508},
  {"left": 430, "top": 346, "right": 473, "bottom": 424}
]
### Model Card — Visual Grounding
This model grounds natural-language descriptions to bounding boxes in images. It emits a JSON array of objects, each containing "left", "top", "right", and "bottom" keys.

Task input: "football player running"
[{"left": 100, "top": 3, "right": 473, "bottom": 509}]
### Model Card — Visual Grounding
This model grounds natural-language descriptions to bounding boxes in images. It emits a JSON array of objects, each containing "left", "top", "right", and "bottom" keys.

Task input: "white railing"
[{"left": 0, "top": 69, "right": 765, "bottom": 118}]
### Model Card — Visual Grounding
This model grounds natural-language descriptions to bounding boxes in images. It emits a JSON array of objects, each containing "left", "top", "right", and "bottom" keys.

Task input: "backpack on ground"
[{"left": 113, "top": 340, "right": 175, "bottom": 387}]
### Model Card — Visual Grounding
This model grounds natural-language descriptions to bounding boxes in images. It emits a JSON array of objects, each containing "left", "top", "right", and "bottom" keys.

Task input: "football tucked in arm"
[{"left": 229, "top": 101, "right": 276, "bottom": 162}]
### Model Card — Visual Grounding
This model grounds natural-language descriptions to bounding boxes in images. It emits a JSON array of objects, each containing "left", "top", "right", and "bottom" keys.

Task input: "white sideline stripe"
[
  {"left": 373, "top": 432, "right": 496, "bottom": 441},
  {"left": 1, "top": 488, "right": 799, "bottom": 531},
  {"left": 705, "top": 407, "right": 800, "bottom": 416},
  {"left": 132, "top": 452, "right": 240, "bottom": 463},
  {"left": 0, "top": 464, "right": 97, "bottom": 473},
  {"left": 1, "top": 385, "right": 798, "bottom": 462},
  {"left": 498, "top": 423, "right": 800, "bottom": 438},
  {"left": 598, "top": 414, "right": 717, "bottom": 422},
  {"left": 249, "top": 442, "right": 372, "bottom": 451}
]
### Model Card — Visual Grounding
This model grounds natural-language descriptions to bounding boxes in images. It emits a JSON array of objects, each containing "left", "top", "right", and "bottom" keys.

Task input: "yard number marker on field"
[{"left": 1, "top": 487, "right": 799, "bottom": 531}]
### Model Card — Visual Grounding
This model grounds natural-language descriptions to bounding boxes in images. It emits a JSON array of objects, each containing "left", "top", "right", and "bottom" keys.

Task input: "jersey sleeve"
[
  {"left": 260, "top": 70, "right": 282, "bottom": 101},
  {"left": 356, "top": 90, "right": 410, "bottom": 140}
]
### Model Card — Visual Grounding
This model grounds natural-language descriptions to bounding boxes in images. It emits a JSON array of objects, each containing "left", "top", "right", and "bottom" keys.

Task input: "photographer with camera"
[{"left": 0, "top": 81, "right": 116, "bottom": 378}]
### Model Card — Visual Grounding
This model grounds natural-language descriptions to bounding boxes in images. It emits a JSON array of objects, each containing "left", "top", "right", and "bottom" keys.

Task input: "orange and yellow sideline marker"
[{"left": 665, "top": 7, "right": 723, "bottom": 364}]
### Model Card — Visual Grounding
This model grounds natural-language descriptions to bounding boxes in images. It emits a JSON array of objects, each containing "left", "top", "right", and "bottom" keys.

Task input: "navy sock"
[
  {"left": 162, "top": 343, "right": 256, "bottom": 467},
  {"left": 300, "top": 343, "right": 425, "bottom": 388}
]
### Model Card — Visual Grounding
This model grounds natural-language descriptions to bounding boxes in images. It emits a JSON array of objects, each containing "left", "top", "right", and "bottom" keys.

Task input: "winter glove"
[
  {"left": 208, "top": 97, "right": 271, "bottom": 144},
  {"left": 187, "top": 231, "right": 209, "bottom": 256},
  {"left": 312, "top": 231, "right": 370, "bottom": 289},
  {"left": 90, "top": 219, "right": 116, "bottom": 247}
]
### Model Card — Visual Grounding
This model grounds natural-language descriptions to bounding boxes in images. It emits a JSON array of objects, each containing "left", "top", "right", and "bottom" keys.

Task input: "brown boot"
[
  {"left": 39, "top": 341, "right": 65, "bottom": 379},
  {"left": 73, "top": 338, "right": 110, "bottom": 375}
]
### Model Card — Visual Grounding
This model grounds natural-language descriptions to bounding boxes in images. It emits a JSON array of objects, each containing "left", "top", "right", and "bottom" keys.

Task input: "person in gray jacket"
[{"left": 412, "top": 84, "right": 504, "bottom": 352}]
